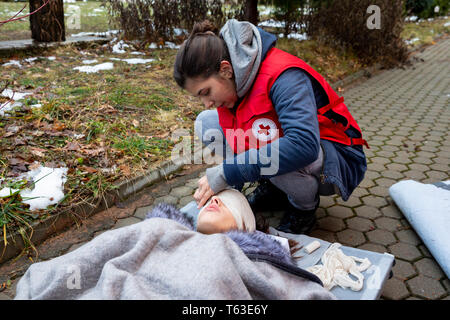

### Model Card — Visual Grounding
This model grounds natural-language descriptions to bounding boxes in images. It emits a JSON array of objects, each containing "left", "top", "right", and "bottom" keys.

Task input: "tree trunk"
[
  {"left": 29, "top": 0, "right": 65, "bottom": 42},
  {"left": 244, "top": 0, "right": 258, "bottom": 25}
]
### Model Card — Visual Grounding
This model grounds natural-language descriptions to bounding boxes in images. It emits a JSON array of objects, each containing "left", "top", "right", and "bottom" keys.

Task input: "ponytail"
[{"left": 173, "top": 20, "right": 231, "bottom": 88}]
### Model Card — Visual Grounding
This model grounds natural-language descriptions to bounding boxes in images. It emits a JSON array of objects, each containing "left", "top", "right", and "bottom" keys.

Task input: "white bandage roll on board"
[{"left": 305, "top": 240, "right": 321, "bottom": 254}]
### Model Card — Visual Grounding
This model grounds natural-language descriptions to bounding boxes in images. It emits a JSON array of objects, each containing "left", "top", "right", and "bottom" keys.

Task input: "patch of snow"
[
  {"left": 405, "top": 16, "right": 418, "bottom": 22},
  {"left": 164, "top": 42, "right": 180, "bottom": 49},
  {"left": 23, "top": 57, "right": 38, "bottom": 64},
  {"left": 0, "top": 165, "right": 68, "bottom": 211},
  {"left": 0, "top": 101, "right": 23, "bottom": 116},
  {"left": 47, "top": 56, "right": 56, "bottom": 61},
  {"left": 31, "top": 103, "right": 42, "bottom": 109},
  {"left": 71, "top": 30, "right": 120, "bottom": 38},
  {"left": 112, "top": 40, "right": 130, "bottom": 54},
  {"left": 73, "top": 62, "right": 114, "bottom": 73},
  {"left": 0, "top": 187, "right": 19, "bottom": 198},
  {"left": 259, "top": 19, "right": 284, "bottom": 28},
  {"left": 130, "top": 51, "right": 145, "bottom": 55},
  {"left": 82, "top": 59, "right": 98, "bottom": 64},
  {"left": 444, "top": 22, "right": 450, "bottom": 27},
  {"left": 173, "top": 28, "right": 188, "bottom": 36},
  {"left": 2, "top": 60, "right": 22, "bottom": 68},
  {"left": 405, "top": 37, "right": 420, "bottom": 45},
  {"left": 149, "top": 43, "right": 158, "bottom": 49},
  {"left": 121, "top": 58, "right": 155, "bottom": 64},
  {"left": 279, "top": 32, "right": 309, "bottom": 41},
  {"left": 19, "top": 166, "right": 68, "bottom": 211},
  {"left": 2, "top": 89, "right": 31, "bottom": 100}
]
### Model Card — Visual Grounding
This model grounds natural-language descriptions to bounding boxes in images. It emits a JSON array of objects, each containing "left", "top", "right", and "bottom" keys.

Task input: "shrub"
[
  {"left": 103, "top": 0, "right": 230, "bottom": 45},
  {"left": 306, "top": 0, "right": 409, "bottom": 67}
]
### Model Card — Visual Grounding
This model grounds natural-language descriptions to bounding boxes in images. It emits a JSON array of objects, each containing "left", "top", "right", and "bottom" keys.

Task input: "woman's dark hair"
[{"left": 173, "top": 20, "right": 231, "bottom": 88}]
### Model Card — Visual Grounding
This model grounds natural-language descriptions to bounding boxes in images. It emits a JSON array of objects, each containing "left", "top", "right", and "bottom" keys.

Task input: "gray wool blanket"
[{"left": 14, "top": 203, "right": 336, "bottom": 300}]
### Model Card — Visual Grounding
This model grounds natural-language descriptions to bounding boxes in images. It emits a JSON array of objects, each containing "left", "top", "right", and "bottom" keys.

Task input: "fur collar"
[{"left": 145, "top": 203, "right": 294, "bottom": 266}]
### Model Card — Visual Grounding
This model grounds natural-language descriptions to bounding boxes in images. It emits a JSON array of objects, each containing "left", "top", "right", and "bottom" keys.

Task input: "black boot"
[
  {"left": 277, "top": 200, "right": 319, "bottom": 235},
  {"left": 246, "top": 179, "right": 290, "bottom": 213}
]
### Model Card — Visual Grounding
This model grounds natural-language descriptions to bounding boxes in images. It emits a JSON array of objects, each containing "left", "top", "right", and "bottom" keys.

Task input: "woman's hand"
[{"left": 194, "top": 175, "right": 215, "bottom": 209}]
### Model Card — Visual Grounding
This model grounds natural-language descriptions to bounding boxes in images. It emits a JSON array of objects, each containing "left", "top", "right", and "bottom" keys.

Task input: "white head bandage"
[{"left": 200, "top": 189, "right": 256, "bottom": 232}]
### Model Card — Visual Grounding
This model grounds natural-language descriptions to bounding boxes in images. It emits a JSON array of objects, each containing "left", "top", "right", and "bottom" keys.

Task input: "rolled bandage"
[{"left": 304, "top": 240, "right": 321, "bottom": 254}]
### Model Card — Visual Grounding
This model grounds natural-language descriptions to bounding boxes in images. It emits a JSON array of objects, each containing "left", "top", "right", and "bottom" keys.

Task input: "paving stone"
[
  {"left": 336, "top": 229, "right": 366, "bottom": 246},
  {"left": 153, "top": 195, "right": 178, "bottom": 205},
  {"left": 367, "top": 186, "right": 389, "bottom": 197},
  {"left": 366, "top": 229, "right": 396, "bottom": 246},
  {"left": 391, "top": 259, "right": 417, "bottom": 280},
  {"left": 412, "top": 157, "right": 433, "bottom": 165},
  {"left": 179, "top": 195, "right": 195, "bottom": 208},
  {"left": 407, "top": 275, "right": 447, "bottom": 299},
  {"left": 374, "top": 217, "right": 402, "bottom": 232},
  {"left": 357, "top": 242, "right": 387, "bottom": 254},
  {"left": 386, "top": 163, "right": 408, "bottom": 172},
  {"left": 327, "top": 206, "right": 354, "bottom": 219},
  {"left": 361, "top": 195, "right": 388, "bottom": 208},
  {"left": 0, "top": 293, "right": 11, "bottom": 300},
  {"left": 169, "top": 186, "right": 194, "bottom": 198},
  {"left": 425, "top": 170, "right": 450, "bottom": 180},
  {"left": 335, "top": 196, "right": 362, "bottom": 208},
  {"left": 355, "top": 205, "right": 382, "bottom": 219},
  {"left": 350, "top": 187, "right": 369, "bottom": 198},
  {"left": 395, "top": 229, "right": 421, "bottom": 246},
  {"left": 317, "top": 216, "right": 346, "bottom": 232},
  {"left": 134, "top": 205, "right": 153, "bottom": 219},
  {"left": 309, "top": 229, "right": 336, "bottom": 243},
  {"left": 414, "top": 258, "right": 445, "bottom": 279},
  {"left": 346, "top": 216, "right": 374, "bottom": 232},
  {"left": 186, "top": 178, "right": 199, "bottom": 189},
  {"left": 319, "top": 196, "right": 336, "bottom": 208},
  {"left": 381, "top": 277, "right": 411, "bottom": 300},
  {"left": 403, "top": 170, "right": 427, "bottom": 180},
  {"left": 112, "top": 216, "right": 141, "bottom": 230},
  {"left": 381, "top": 205, "right": 404, "bottom": 219},
  {"left": 67, "top": 241, "right": 88, "bottom": 253},
  {"left": 371, "top": 157, "right": 391, "bottom": 165},
  {"left": 389, "top": 243, "right": 422, "bottom": 261}
]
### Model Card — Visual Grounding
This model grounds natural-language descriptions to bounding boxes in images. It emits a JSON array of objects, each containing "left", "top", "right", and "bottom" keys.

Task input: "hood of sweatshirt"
[{"left": 219, "top": 19, "right": 277, "bottom": 98}]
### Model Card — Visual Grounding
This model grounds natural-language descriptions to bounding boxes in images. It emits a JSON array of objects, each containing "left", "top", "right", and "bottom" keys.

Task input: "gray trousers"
[{"left": 195, "top": 110, "right": 334, "bottom": 211}]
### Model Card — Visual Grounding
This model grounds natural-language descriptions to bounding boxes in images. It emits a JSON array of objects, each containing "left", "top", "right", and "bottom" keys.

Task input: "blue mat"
[{"left": 389, "top": 180, "right": 450, "bottom": 278}]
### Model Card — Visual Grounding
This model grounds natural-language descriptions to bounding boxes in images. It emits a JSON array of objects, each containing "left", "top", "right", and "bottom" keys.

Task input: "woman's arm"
[{"left": 220, "top": 67, "right": 321, "bottom": 187}]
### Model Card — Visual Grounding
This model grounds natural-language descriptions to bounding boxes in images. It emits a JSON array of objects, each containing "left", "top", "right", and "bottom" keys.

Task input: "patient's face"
[{"left": 197, "top": 196, "right": 238, "bottom": 234}]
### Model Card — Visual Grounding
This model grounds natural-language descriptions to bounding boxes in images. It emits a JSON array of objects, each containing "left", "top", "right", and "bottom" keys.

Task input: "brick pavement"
[{"left": 1, "top": 37, "right": 449, "bottom": 300}]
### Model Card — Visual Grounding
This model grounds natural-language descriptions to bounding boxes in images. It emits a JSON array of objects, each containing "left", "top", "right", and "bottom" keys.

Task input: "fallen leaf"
[
  {"left": 53, "top": 121, "right": 66, "bottom": 131},
  {"left": 80, "top": 166, "right": 98, "bottom": 174},
  {"left": 65, "top": 141, "right": 81, "bottom": 151},
  {"left": 119, "top": 164, "right": 131, "bottom": 176},
  {"left": 132, "top": 119, "right": 139, "bottom": 128},
  {"left": 30, "top": 147, "right": 46, "bottom": 157}
]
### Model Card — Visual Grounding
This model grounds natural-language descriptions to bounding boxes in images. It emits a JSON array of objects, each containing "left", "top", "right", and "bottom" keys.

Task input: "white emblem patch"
[{"left": 252, "top": 118, "right": 277, "bottom": 142}]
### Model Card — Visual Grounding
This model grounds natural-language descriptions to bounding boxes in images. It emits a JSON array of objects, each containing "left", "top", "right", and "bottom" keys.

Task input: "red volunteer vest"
[{"left": 217, "top": 47, "right": 369, "bottom": 154}]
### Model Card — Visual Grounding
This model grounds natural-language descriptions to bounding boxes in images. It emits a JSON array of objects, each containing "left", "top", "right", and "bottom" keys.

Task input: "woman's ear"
[{"left": 219, "top": 60, "right": 233, "bottom": 79}]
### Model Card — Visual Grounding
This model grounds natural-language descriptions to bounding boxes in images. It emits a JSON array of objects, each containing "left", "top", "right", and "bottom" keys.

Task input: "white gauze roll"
[{"left": 200, "top": 189, "right": 256, "bottom": 232}]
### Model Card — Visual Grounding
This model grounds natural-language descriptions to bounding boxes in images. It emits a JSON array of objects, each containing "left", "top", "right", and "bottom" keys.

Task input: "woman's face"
[
  {"left": 197, "top": 195, "right": 238, "bottom": 234},
  {"left": 184, "top": 61, "right": 238, "bottom": 110}
]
